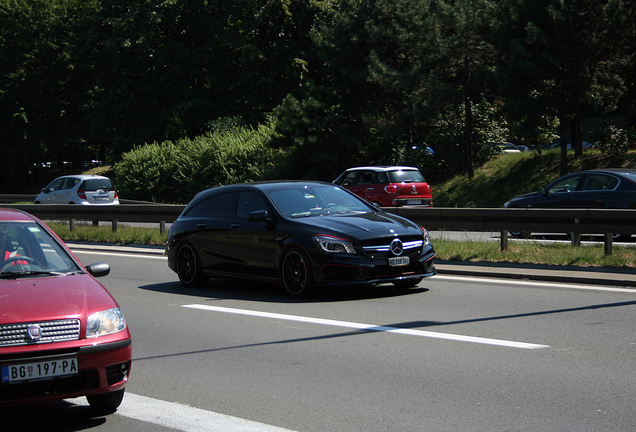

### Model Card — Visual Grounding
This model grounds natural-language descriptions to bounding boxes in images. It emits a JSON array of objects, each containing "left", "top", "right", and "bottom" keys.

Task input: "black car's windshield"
[
  {"left": 267, "top": 185, "right": 372, "bottom": 218},
  {"left": 0, "top": 221, "right": 81, "bottom": 278}
]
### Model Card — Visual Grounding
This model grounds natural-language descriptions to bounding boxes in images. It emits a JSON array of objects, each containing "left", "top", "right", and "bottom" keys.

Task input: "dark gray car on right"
[{"left": 504, "top": 168, "right": 636, "bottom": 240}]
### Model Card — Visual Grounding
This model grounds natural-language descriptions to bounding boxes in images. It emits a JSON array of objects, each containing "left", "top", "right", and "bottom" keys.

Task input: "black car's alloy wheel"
[
  {"left": 282, "top": 248, "right": 314, "bottom": 297},
  {"left": 176, "top": 242, "right": 207, "bottom": 287}
]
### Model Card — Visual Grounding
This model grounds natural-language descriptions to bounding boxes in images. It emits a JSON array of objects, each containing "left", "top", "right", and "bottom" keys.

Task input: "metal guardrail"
[
  {"left": 384, "top": 207, "right": 635, "bottom": 255},
  {"left": 0, "top": 203, "right": 185, "bottom": 234},
  {"left": 1, "top": 197, "right": 635, "bottom": 255}
]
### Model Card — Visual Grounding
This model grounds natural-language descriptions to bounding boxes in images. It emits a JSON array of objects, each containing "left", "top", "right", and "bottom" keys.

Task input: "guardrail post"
[
  {"left": 70, "top": 219, "right": 75, "bottom": 231},
  {"left": 500, "top": 231, "right": 508, "bottom": 251},
  {"left": 160, "top": 221, "right": 166, "bottom": 234},
  {"left": 604, "top": 233, "right": 613, "bottom": 256},
  {"left": 112, "top": 220, "right": 118, "bottom": 232},
  {"left": 570, "top": 232, "right": 581, "bottom": 246}
]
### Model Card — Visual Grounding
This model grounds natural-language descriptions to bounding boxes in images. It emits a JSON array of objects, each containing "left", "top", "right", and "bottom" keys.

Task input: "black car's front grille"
[
  {"left": 0, "top": 370, "right": 99, "bottom": 402},
  {"left": 361, "top": 236, "right": 424, "bottom": 258},
  {"left": 0, "top": 320, "right": 81, "bottom": 347}
]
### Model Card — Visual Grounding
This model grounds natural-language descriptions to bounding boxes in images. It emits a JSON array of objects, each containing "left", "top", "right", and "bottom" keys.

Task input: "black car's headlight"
[
  {"left": 420, "top": 226, "right": 431, "bottom": 246},
  {"left": 86, "top": 307, "right": 127, "bottom": 338},
  {"left": 313, "top": 235, "right": 357, "bottom": 254}
]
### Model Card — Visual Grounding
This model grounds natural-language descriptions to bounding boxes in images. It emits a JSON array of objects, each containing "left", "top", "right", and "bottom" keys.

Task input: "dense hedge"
[{"left": 111, "top": 120, "right": 286, "bottom": 204}]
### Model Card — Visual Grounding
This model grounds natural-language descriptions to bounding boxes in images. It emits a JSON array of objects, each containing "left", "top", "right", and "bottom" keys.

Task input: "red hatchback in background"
[
  {"left": 333, "top": 166, "right": 433, "bottom": 207},
  {"left": 0, "top": 209, "right": 131, "bottom": 412}
]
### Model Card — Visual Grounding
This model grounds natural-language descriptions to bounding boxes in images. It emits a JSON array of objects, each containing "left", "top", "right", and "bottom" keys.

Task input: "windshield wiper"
[{"left": 0, "top": 270, "right": 70, "bottom": 279}]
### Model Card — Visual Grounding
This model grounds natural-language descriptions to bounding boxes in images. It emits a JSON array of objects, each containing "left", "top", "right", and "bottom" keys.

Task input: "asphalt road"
[{"left": 4, "top": 249, "right": 636, "bottom": 432}]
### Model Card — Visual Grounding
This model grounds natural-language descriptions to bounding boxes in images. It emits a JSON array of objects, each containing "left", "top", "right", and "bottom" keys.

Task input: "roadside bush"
[
  {"left": 590, "top": 122, "right": 630, "bottom": 158},
  {"left": 112, "top": 118, "right": 286, "bottom": 203}
]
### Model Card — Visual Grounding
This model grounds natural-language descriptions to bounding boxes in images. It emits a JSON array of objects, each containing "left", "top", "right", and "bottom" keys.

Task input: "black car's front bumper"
[{"left": 313, "top": 248, "right": 437, "bottom": 287}]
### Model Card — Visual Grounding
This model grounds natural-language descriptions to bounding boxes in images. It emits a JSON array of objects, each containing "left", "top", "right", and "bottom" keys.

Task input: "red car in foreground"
[{"left": 0, "top": 208, "right": 131, "bottom": 412}]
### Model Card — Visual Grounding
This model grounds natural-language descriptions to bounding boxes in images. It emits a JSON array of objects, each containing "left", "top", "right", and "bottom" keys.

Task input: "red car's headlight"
[{"left": 87, "top": 307, "right": 127, "bottom": 338}]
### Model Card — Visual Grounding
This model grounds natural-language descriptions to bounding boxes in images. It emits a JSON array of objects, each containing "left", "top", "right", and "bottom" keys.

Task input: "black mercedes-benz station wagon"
[{"left": 166, "top": 181, "right": 436, "bottom": 297}]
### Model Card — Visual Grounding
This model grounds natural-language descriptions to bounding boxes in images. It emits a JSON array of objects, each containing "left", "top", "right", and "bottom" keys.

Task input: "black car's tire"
[
  {"left": 393, "top": 277, "right": 423, "bottom": 289},
  {"left": 86, "top": 388, "right": 125, "bottom": 413},
  {"left": 176, "top": 242, "right": 207, "bottom": 287},
  {"left": 281, "top": 248, "right": 314, "bottom": 297}
]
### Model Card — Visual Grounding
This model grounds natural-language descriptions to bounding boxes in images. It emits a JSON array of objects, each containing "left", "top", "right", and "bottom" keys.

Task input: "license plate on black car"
[{"left": 388, "top": 256, "right": 409, "bottom": 266}]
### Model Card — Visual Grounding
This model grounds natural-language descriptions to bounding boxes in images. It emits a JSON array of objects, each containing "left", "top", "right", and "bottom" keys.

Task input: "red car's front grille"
[{"left": 0, "top": 320, "right": 81, "bottom": 347}]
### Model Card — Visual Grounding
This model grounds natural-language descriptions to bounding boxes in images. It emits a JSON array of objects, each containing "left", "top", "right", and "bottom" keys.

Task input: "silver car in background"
[{"left": 34, "top": 175, "right": 119, "bottom": 205}]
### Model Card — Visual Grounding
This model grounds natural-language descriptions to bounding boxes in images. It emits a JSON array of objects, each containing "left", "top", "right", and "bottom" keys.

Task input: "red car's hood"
[{"left": 0, "top": 273, "right": 118, "bottom": 324}]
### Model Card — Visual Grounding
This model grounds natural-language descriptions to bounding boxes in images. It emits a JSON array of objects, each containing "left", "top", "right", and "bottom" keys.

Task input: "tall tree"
[
  {"left": 72, "top": 0, "right": 326, "bottom": 154},
  {"left": 0, "top": 0, "right": 97, "bottom": 191},
  {"left": 493, "top": 0, "right": 635, "bottom": 175},
  {"left": 274, "top": 0, "right": 503, "bottom": 180}
]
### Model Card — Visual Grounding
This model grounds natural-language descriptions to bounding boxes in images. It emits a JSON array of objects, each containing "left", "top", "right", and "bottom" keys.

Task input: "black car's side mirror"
[
  {"left": 248, "top": 210, "right": 272, "bottom": 223},
  {"left": 539, "top": 187, "right": 547, "bottom": 195}
]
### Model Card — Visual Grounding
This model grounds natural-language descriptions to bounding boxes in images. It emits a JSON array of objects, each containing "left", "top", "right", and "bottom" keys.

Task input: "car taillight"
[
  {"left": 114, "top": 189, "right": 118, "bottom": 198},
  {"left": 77, "top": 189, "right": 86, "bottom": 199},
  {"left": 384, "top": 184, "right": 398, "bottom": 194}
]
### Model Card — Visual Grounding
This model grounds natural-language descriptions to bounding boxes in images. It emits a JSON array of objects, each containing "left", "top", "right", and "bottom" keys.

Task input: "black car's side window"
[
  {"left": 236, "top": 192, "right": 268, "bottom": 218},
  {"left": 583, "top": 174, "right": 619, "bottom": 191},
  {"left": 210, "top": 192, "right": 238, "bottom": 217},
  {"left": 547, "top": 176, "right": 582, "bottom": 193},
  {"left": 185, "top": 197, "right": 213, "bottom": 217}
]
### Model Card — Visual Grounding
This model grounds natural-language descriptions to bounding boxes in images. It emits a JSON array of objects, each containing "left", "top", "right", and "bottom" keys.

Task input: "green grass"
[
  {"left": 433, "top": 238, "right": 636, "bottom": 268},
  {"left": 48, "top": 222, "right": 167, "bottom": 246}
]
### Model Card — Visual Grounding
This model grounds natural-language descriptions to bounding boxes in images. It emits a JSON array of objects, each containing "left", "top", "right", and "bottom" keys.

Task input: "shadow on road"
[
  {"left": 0, "top": 400, "right": 108, "bottom": 432},
  {"left": 137, "top": 278, "right": 429, "bottom": 303}
]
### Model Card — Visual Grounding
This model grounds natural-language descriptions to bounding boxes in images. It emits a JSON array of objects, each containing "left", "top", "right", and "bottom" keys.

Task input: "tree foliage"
[{"left": 0, "top": 0, "right": 634, "bottom": 194}]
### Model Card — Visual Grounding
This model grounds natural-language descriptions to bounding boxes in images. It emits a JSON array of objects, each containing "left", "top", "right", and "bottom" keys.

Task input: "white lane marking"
[
  {"left": 69, "top": 393, "right": 297, "bottom": 432},
  {"left": 434, "top": 275, "right": 636, "bottom": 293},
  {"left": 182, "top": 304, "right": 549, "bottom": 350}
]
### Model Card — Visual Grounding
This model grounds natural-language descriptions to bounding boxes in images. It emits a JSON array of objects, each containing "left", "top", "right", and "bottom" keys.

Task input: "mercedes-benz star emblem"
[{"left": 390, "top": 238, "right": 404, "bottom": 256}]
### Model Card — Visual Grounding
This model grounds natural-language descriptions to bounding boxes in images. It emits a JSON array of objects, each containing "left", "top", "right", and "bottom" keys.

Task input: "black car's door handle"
[
  {"left": 197, "top": 222, "right": 206, "bottom": 229},
  {"left": 231, "top": 223, "right": 241, "bottom": 229}
]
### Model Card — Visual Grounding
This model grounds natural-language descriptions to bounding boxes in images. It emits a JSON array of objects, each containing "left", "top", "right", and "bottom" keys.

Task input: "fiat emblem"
[
  {"left": 27, "top": 324, "right": 42, "bottom": 341},
  {"left": 411, "top": 185, "right": 417, "bottom": 195},
  {"left": 390, "top": 238, "right": 404, "bottom": 256}
]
